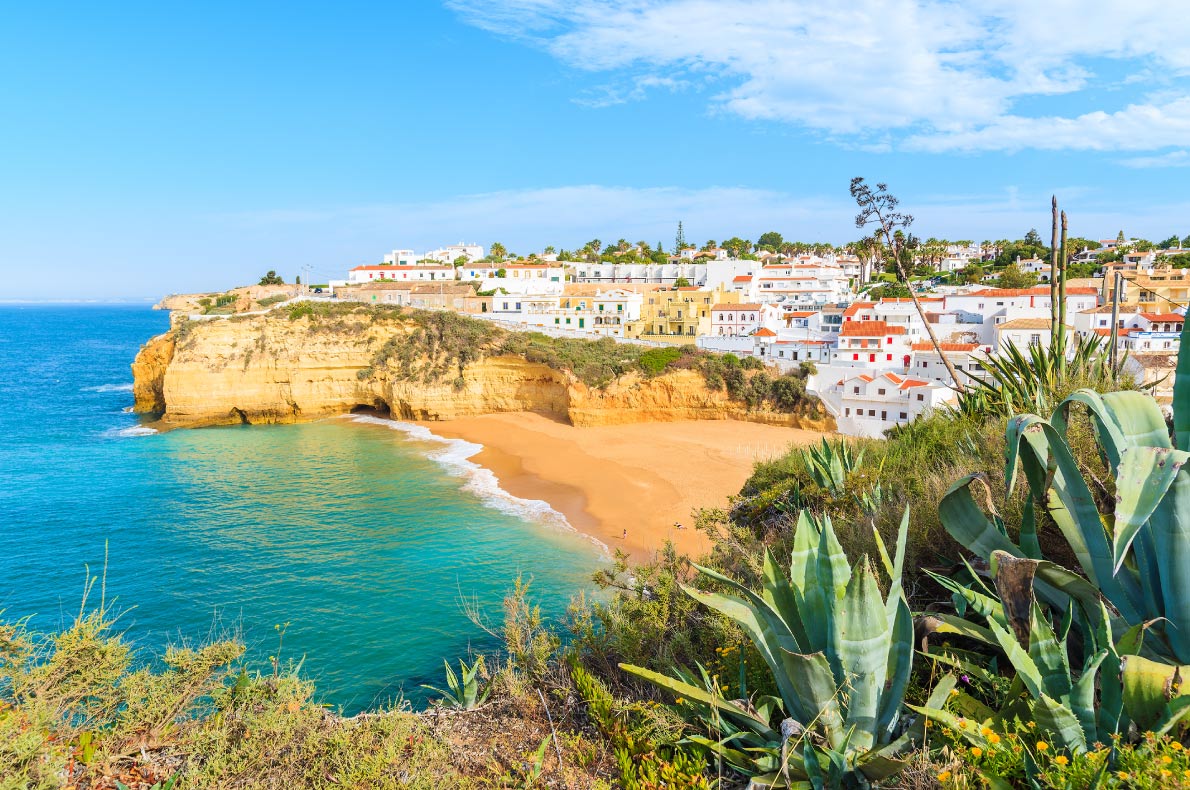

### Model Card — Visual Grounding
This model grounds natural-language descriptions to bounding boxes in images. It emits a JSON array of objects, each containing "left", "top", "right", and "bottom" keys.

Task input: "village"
[{"left": 290, "top": 233, "right": 1190, "bottom": 438}]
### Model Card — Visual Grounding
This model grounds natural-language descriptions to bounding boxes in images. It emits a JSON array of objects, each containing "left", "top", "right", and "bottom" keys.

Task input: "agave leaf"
[
  {"left": 938, "top": 475, "right": 1021, "bottom": 560},
  {"left": 991, "top": 551, "right": 1038, "bottom": 647},
  {"left": 1148, "top": 467, "right": 1190, "bottom": 663},
  {"left": 1173, "top": 314, "right": 1190, "bottom": 450},
  {"left": 762, "top": 547, "right": 810, "bottom": 653},
  {"left": 925, "top": 570, "right": 1004, "bottom": 624},
  {"left": 1020, "top": 497, "right": 1042, "bottom": 560},
  {"left": 1033, "top": 693, "right": 1088, "bottom": 753},
  {"left": 779, "top": 651, "right": 846, "bottom": 750},
  {"left": 1070, "top": 650, "right": 1107, "bottom": 746},
  {"left": 1153, "top": 696, "right": 1190, "bottom": 737},
  {"left": 619, "top": 663, "right": 778, "bottom": 739},
  {"left": 1111, "top": 447, "right": 1187, "bottom": 573},
  {"left": 1121, "top": 654, "right": 1190, "bottom": 731},
  {"left": 830, "top": 560, "right": 891, "bottom": 752},
  {"left": 789, "top": 512, "right": 828, "bottom": 654},
  {"left": 1027, "top": 602, "right": 1074, "bottom": 700},
  {"left": 988, "top": 618, "right": 1045, "bottom": 699},
  {"left": 916, "top": 611, "right": 996, "bottom": 646},
  {"left": 875, "top": 598, "right": 913, "bottom": 738},
  {"left": 1053, "top": 389, "right": 1171, "bottom": 469}
]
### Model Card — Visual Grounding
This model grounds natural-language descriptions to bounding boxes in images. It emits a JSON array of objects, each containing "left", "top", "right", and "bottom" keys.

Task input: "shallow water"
[{"left": 0, "top": 305, "right": 602, "bottom": 712}]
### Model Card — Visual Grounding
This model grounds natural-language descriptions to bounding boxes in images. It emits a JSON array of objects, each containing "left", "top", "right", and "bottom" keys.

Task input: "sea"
[{"left": 0, "top": 304, "right": 603, "bottom": 713}]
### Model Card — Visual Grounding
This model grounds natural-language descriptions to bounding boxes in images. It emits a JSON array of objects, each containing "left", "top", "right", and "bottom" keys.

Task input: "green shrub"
[{"left": 637, "top": 346, "right": 682, "bottom": 375}]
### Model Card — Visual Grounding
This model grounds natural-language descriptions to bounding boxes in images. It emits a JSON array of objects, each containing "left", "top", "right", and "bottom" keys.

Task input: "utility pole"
[
  {"left": 1050, "top": 196, "right": 1060, "bottom": 338},
  {"left": 1109, "top": 272, "right": 1123, "bottom": 372}
]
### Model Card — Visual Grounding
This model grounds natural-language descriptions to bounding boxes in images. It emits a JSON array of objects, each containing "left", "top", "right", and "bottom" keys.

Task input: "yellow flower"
[
  {"left": 950, "top": 689, "right": 960, "bottom": 697},
  {"left": 970, "top": 747, "right": 983, "bottom": 758},
  {"left": 1183, "top": 769, "right": 1190, "bottom": 778},
  {"left": 674, "top": 697, "right": 685, "bottom": 704},
  {"left": 1160, "top": 769, "right": 1172, "bottom": 778},
  {"left": 987, "top": 733, "right": 1001, "bottom": 745},
  {"left": 936, "top": 770, "right": 952, "bottom": 782},
  {"left": 1116, "top": 771, "right": 1129, "bottom": 780},
  {"left": 1171, "top": 742, "right": 1183, "bottom": 751},
  {"left": 1054, "top": 755, "right": 1068, "bottom": 766},
  {"left": 1036, "top": 741, "right": 1049, "bottom": 752},
  {"left": 1162, "top": 755, "right": 1174, "bottom": 764}
]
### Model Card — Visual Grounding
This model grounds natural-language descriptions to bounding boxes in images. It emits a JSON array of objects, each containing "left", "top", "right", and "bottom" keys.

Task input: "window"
[
  {"left": 916, "top": 394, "right": 924, "bottom": 401},
  {"left": 868, "top": 409, "right": 876, "bottom": 416},
  {"left": 853, "top": 353, "right": 859, "bottom": 361},
  {"left": 886, "top": 354, "right": 893, "bottom": 361},
  {"left": 881, "top": 411, "right": 887, "bottom": 420},
  {"left": 899, "top": 412, "right": 907, "bottom": 420},
  {"left": 554, "top": 318, "right": 559, "bottom": 325},
  {"left": 853, "top": 386, "right": 860, "bottom": 394},
  {"left": 845, "top": 408, "right": 851, "bottom": 416}
]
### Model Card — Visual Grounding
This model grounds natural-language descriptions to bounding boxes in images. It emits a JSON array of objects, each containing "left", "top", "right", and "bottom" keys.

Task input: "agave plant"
[
  {"left": 953, "top": 333, "right": 1124, "bottom": 419},
  {"left": 622, "top": 510, "right": 944, "bottom": 788},
  {"left": 421, "top": 656, "right": 490, "bottom": 710},
  {"left": 800, "top": 437, "right": 865, "bottom": 495},
  {"left": 918, "top": 550, "right": 1190, "bottom": 759}
]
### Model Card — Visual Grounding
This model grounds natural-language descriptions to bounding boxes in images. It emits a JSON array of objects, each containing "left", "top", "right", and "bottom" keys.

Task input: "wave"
[
  {"left": 103, "top": 425, "right": 158, "bottom": 438},
  {"left": 84, "top": 383, "right": 134, "bottom": 393},
  {"left": 346, "top": 415, "right": 607, "bottom": 553}
]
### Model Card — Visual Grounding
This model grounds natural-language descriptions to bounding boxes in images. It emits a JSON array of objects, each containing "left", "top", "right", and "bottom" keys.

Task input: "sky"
[{"left": 1, "top": 1, "right": 1188, "bottom": 300}]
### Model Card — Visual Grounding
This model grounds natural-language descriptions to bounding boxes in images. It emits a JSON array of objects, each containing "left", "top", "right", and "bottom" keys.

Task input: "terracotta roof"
[
  {"left": 732, "top": 275, "right": 753, "bottom": 282},
  {"left": 840, "top": 320, "right": 906, "bottom": 337},
  {"left": 967, "top": 286, "right": 1098, "bottom": 297},
  {"left": 787, "top": 311, "right": 816, "bottom": 317},
  {"left": 1092, "top": 328, "right": 1114, "bottom": 336},
  {"left": 1141, "top": 313, "right": 1184, "bottom": 323},
  {"left": 898, "top": 377, "right": 931, "bottom": 389},
  {"left": 712, "top": 303, "right": 761, "bottom": 311},
  {"left": 754, "top": 327, "right": 778, "bottom": 337},
  {"left": 351, "top": 264, "right": 451, "bottom": 271},
  {"left": 997, "top": 318, "right": 1069, "bottom": 330},
  {"left": 842, "top": 301, "right": 875, "bottom": 318},
  {"left": 910, "top": 342, "right": 980, "bottom": 352}
]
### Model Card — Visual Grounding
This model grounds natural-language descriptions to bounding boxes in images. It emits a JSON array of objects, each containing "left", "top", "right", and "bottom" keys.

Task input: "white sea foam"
[
  {"left": 345, "top": 414, "right": 608, "bottom": 554},
  {"left": 85, "top": 382, "right": 134, "bottom": 393},
  {"left": 103, "top": 425, "right": 158, "bottom": 438}
]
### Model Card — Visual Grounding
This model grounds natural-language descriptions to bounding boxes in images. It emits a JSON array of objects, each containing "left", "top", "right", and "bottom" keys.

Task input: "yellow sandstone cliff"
[{"left": 132, "top": 310, "right": 833, "bottom": 431}]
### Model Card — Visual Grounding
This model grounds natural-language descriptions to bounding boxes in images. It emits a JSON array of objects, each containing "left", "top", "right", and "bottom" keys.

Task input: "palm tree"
[{"left": 490, "top": 242, "right": 507, "bottom": 261}]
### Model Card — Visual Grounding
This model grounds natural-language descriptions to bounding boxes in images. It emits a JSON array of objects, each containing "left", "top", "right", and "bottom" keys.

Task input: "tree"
[
  {"left": 673, "top": 276, "right": 691, "bottom": 288},
  {"left": 495, "top": 268, "right": 507, "bottom": 278},
  {"left": 961, "top": 263, "right": 984, "bottom": 284},
  {"left": 723, "top": 237, "right": 751, "bottom": 258},
  {"left": 259, "top": 270, "right": 284, "bottom": 285},
  {"left": 1024, "top": 228, "right": 1043, "bottom": 246},
  {"left": 1182, "top": 234, "right": 1190, "bottom": 248},
  {"left": 452, "top": 255, "right": 468, "bottom": 268},
  {"left": 850, "top": 177, "right": 965, "bottom": 392},
  {"left": 702, "top": 239, "right": 717, "bottom": 251},
  {"left": 757, "top": 231, "right": 784, "bottom": 250},
  {"left": 673, "top": 222, "right": 686, "bottom": 254},
  {"left": 490, "top": 242, "right": 507, "bottom": 261},
  {"left": 1117, "top": 229, "right": 1126, "bottom": 244},
  {"left": 1158, "top": 235, "right": 1181, "bottom": 250},
  {"left": 543, "top": 245, "right": 556, "bottom": 255},
  {"left": 997, "top": 263, "right": 1038, "bottom": 289}
]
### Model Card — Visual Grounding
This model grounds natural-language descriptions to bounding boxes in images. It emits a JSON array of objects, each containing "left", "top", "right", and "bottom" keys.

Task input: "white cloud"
[
  {"left": 447, "top": 0, "right": 1190, "bottom": 153},
  {"left": 1119, "top": 150, "right": 1190, "bottom": 169}
]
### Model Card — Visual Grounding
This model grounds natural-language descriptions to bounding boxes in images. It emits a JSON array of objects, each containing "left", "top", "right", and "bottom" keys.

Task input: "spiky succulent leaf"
[
  {"left": 1033, "top": 693, "right": 1088, "bottom": 753},
  {"left": 1173, "top": 313, "right": 1190, "bottom": 450},
  {"left": 1111, "top": 447, "right": 1187, "bottom": 573}
]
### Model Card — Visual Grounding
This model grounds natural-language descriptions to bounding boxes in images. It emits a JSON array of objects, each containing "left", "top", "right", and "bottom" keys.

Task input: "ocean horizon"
[{"left": 0, "top": 304, "right": 602, "bottom": 713}]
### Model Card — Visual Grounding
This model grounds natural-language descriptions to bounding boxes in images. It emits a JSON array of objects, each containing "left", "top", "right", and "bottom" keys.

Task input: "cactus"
[{"left": 622, "top": 509, "right": 936, "bottom": 787}]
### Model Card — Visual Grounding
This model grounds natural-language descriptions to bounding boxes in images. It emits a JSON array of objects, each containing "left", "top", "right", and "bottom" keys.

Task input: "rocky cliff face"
[{"left": 132, "top": 311, "right": 833, "bottom": 431}]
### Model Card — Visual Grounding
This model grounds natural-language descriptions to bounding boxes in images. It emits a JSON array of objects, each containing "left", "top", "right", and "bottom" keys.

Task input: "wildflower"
[
  {"left": 957, "top": 718, "right": 968, "bottom": 729},
  {"left": 674, "top": 697, "right": 685, "bottom": 705},
  {"left": 1162, "top": 755, "right": 1174, "bottom": 765},
  {"left": 950, "top": 689, "right": 960, "bottom": 697},
  {"left": 1171, "top": 742, "right": 1183, "bottom": 752},
  {"left": 1117, "top": 771, "right": 1129, "bottom": 780},
  {"left": 980, "top": 726, "right": 993, "bottom": 736},
  {"left": 1161, "top": 769, "right": 1172, "bottom": 779},
  {"left": 960, "top": 674, "right": 969, "bottom": 684},
  {"left": 987, "top": 733, "right": 1001, "bottom": 745},
  {"left": 1184, "top": 769, "right": 1190, "bottom": 779},
  {"left": 936, "top": 770, "right": 952, "bottom": 782},
  {"left": 1054, "top": 755, "right": 1068, "bottom": 766},
  {"left": 1036, "top": 741, "right": 1049, "bottom": 752},
  {"left": 970, "top": 747, "right": 983, "bottom": 758}
]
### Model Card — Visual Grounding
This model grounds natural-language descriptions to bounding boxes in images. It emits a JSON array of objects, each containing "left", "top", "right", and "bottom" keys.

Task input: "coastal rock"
[{"left": 132, "top": 309, "right": 834, "bottom": 431}]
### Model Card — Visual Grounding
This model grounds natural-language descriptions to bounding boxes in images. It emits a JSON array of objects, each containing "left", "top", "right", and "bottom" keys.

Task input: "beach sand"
[{"left": 426, "top": 413, "right": 828, "bottom": 561}]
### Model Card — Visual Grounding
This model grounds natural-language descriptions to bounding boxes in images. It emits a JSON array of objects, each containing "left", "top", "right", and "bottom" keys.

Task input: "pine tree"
[{"left": 674, "top": 221, "right": 686, "bottom": 254}]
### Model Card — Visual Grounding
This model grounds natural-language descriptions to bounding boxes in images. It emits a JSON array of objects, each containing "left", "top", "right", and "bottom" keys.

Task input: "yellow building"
[
  {"left": 624, "top": 286, "right": 741, "bottom": 343},
  {"left": 1104, "top": 267, "right": 1190, "bottom": 312}
]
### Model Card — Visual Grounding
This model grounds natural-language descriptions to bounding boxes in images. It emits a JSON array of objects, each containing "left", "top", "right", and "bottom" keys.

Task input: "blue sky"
[{"left": 1, "top": 1, "right": 1187, "bottom": 300}]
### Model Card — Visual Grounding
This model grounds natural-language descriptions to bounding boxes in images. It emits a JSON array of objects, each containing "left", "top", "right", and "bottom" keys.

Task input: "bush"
[{"left": 637, "top": 346, "right": 682, "bottom": 376}]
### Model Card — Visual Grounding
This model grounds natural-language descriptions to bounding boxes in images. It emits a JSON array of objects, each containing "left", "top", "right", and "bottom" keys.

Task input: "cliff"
[{"left": 132, "top": 309, "right": 833, "bottom": 431}]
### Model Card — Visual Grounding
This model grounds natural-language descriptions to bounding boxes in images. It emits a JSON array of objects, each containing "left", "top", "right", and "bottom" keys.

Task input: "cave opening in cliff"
[{"left": 349, "top": 400, "right": 390, "bottom": 417}]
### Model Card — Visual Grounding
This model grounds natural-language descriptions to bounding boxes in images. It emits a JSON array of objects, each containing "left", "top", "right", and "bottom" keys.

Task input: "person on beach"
[{"left": 622, "top": 528, "right": 627, "bottom": 539}]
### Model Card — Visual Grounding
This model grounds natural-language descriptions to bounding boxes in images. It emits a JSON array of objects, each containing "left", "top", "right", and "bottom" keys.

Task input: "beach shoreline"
[{"left": 421, "top": 413, "right": 829, "bottom": 561}]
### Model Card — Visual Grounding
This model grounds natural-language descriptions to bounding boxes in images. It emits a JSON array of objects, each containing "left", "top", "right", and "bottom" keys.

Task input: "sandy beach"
[{"left": 426, "top": 413, "right": 829, "bottom": 560}]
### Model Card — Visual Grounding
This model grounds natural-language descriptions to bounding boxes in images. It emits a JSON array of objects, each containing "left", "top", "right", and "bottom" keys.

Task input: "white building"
[
  {"left": 381, "top": 249, "right": 418, "bottom": 266},
  {"left": 827, "top": 371, "right": 957, "bottom": 437},
  {"left": 423, "top": 243, "right": 485, "bottom": 265},
  {"left": 995, "top": 318, "right": 1072, "bottom": 352},
  {"left": 710, "top": 303, "right": 763, "bottom": 336},
  {"left": 571, "top": 261, "right": 708, "bottom": 287},
  {"left": 347, "top": 264, "right": 455, "bottom": 284}
]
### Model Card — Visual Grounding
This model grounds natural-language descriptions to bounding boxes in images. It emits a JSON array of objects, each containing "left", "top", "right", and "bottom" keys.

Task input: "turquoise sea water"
[{"left": 0, "top": 305, "right": 602, "bottom": 713}]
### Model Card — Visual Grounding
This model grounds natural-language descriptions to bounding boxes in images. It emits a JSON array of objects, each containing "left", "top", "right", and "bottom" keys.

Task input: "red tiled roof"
[
  {"left": 840, "top": 320, "right": 906, "bottom": 337},
  {"left": 351, "top": 264, "right": 451, "bottom": 271},
  {"left": 1141, "top": 313, "right": 1184, "bottom": 323},
  {"left": 842, "top": 301, "right": 875, "bottom": 318},
  {"left": 880, "top": 297, "right": 944, "bottom": 303},
  {"left": 754, "top": 327, "right": 777, "bottom": 337},
  {"left": 910, "top": 342, "right": 980, "bottom": 352},
  {"left": 712, "top": 303, "right": 761, "bottom": 311},
  {"left": 966, "top": 286, "right": 1098, "bottom": 297},
  {"left": 732, "top": 275, "right": 753, "bottom": 282},
  {"left": 1092, "top": 328, "right": 1114, "bottom": 336}
]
